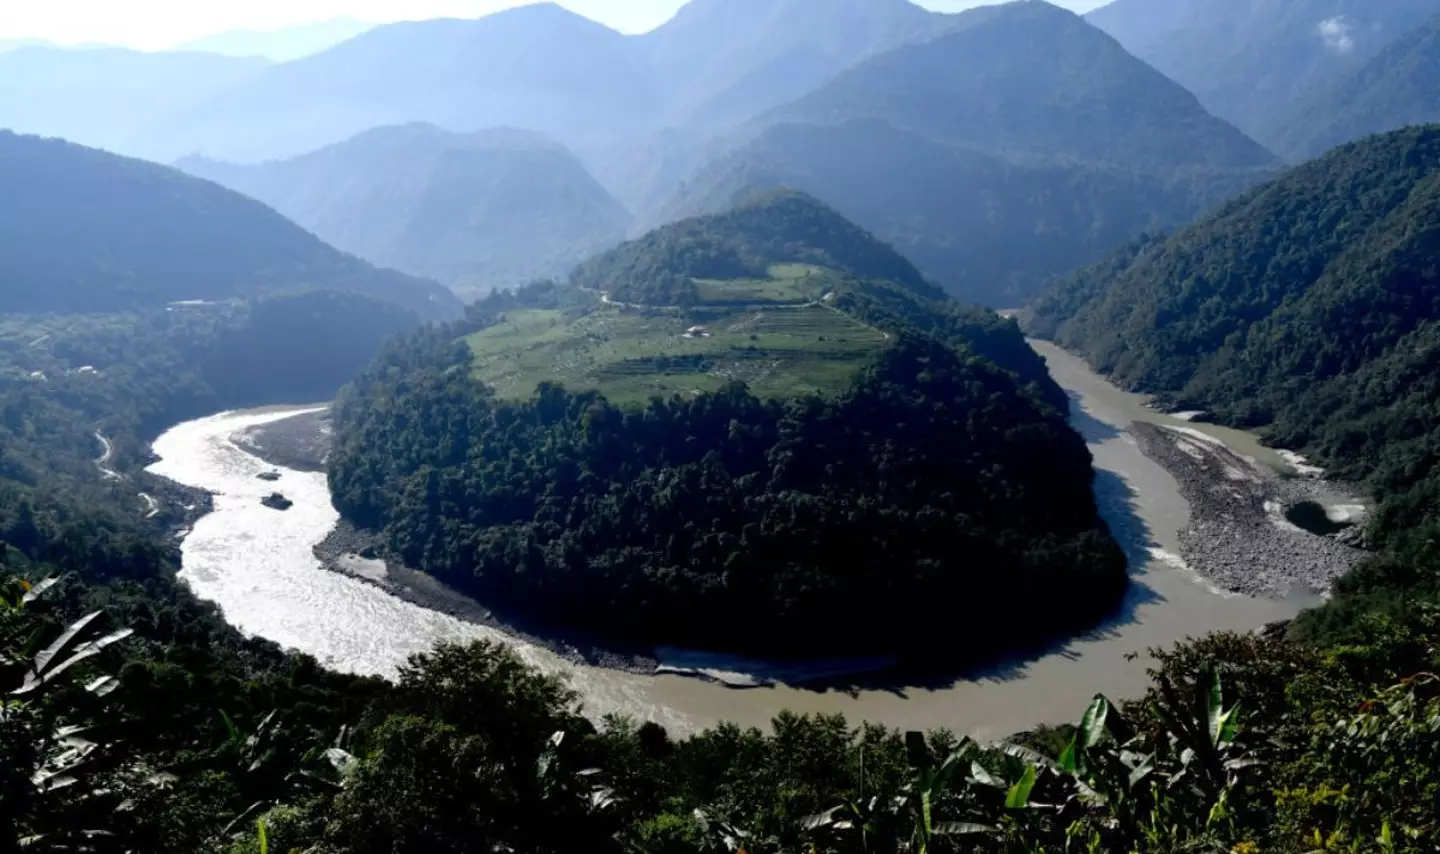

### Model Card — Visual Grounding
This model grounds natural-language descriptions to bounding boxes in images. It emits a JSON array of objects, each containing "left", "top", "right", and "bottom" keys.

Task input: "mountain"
[
  {"left": 0, "top": 47, "right": 270, "bottom": 158},
  {"left": 575, "top": 188, "right": 943, "bottom": 305},
  {"left": 1027, "top": 125, "right": 1440, "bottom": 548},
  {"left": 666, "top": 121, "right": 1246, "bottom": 306},
  {"left": 756, "top": 1, "right": 1274, "bottom": 175},
  {"left": 328, "top": 191, "right": 1125, "bottom": 661},
  {"left": 640, "top": 0, "right": 948, "bottom": 128},
  {"left": 178, "top": 124, "right": 631, "bottom": 298},
  {"left": 171, "top": 17, "right": 375, "bottom": 61},
  {"left": 662, "top": 1, "right": 1277, "bottom": 305},
  {"left": 1268, "top": 13, "right": 1440, "bottom": 161},
  {"left": 592, "top": 0, "right": 954, "bottom": 213},
  {"left": 142, "top": 4, "right": 662, "bottom": 164},
  {"left": 0, "top": 132, "right": 460, "bottom": 318},
  {"left": 1086, "top": 0, "right": 1440, "bottom": 148}
]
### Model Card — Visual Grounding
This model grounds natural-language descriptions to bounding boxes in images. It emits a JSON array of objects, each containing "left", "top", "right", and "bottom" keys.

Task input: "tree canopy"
[{"left": 331, "top": 198, "right": 1124, "bottom": 660}]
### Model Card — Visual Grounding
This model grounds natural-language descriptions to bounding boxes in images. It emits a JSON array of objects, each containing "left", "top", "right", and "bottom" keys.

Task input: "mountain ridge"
[
  {"left": 178, "top": 123, "right": 630, "bottom": 297},
  {"left": 1267, "top": 13, "right": 1440, "bottom": 161},
  {"left": 0, "top": 131, "right": 459, "bottom": 318},
  {"left": 657, "top": 1, "right": 1276, "bottom": 304},
  {"left": 1086, "top": 0, "right": 1440, "bottom": 146}
]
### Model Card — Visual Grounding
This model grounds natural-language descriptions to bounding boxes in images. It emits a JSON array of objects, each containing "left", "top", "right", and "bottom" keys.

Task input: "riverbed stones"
[{"left": 1131, "top": 422, "right": 1365, "bottom": 599}]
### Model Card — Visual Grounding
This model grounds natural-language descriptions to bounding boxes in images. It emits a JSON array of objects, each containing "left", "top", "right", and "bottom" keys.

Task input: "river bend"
[{"left": 146, "top": 343, "right": 1297, "bottom": 737}]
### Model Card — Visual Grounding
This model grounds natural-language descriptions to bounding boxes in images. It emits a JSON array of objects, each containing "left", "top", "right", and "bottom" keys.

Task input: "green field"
[
  {"left": 691, "top": 264, "right": 828, "bottom": 304},
  {"left": 465, "top": 291, "right": 889, "bottom": 405}
]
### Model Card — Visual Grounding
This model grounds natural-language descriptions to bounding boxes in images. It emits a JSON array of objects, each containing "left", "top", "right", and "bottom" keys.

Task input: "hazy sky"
[{"left": 0, "top": 0, "right": 1109, "bottom": 51}]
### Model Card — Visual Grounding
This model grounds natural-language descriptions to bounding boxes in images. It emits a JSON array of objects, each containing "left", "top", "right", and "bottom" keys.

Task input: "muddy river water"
[{"left": 146, "top": 341, "right": 1300, "bottom": 738}]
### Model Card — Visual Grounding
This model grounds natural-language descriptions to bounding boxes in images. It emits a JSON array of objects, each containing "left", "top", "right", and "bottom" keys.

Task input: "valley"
[
  {"left": 9, "top": 0, "right": 1440, "bottom": 848},
  {"left": 144, "top": 336, "right": 1299, "bottom": 739}
]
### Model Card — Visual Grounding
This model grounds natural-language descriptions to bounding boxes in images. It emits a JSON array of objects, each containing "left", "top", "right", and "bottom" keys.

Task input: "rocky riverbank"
[
  {"left": 312, "top": 520, "right": 662, "bottom": 675},
  {"left": 232, "top": 407, "right": 332, "bottom": 472},
  {"left": 1131, "top": 422, "right": 1366, "bottom": 598}
]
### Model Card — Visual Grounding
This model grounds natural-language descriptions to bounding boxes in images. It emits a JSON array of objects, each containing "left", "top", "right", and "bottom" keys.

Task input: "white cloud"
[{"left": 1317, "top": 15, "right": 1355, "bottom": 54}]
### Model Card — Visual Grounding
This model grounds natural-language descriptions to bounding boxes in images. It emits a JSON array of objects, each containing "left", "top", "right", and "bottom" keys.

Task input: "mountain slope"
[
  {"left": 640, "top": 0, "right": 948, "bottom": 128},
  {"left": 142, "top": 4, "right": 662, "bottom": 163},
  {"left": 1087, "top": 0, "right": 1440, "bottom": 147},
  {"left": 328, "top": 193, "right": 1125, "bottom": 661},
  {"left": 1269, "top": 14, "right": 1440, "bottom": 161},
  {"left": 0, "top": 132, "right": 460, "bottom": 318},
  {"left": 171, "top": 17, "right": 375, "bottom": 61},
  {"left": 663, "top": 1, "right": 1276, "bottom": 305},
  {"left": 665, "top": 121, "right": 1237, "bottom": 305},
  {"left": 179, "top": 124, "right": 630, "bottom": 297},
  {"left": 0, "top": 47, "right": 269, "bottom": 158},
  {"left": 1027, "top": 125, "right": 1440, "bottom": 545},
  {"left": 758, "top": 0, "right": 1274, "bottom": 175}
]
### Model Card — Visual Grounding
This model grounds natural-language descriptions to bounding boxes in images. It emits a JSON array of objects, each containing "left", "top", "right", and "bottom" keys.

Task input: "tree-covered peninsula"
[{"left": 328, "top": 192, "right": 1126, "bottom": 661}]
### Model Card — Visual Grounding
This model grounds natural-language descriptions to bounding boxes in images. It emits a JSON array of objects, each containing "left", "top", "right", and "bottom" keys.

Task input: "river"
[{"left": 145, "top": 342, "right": 1300, "bottom": 738}]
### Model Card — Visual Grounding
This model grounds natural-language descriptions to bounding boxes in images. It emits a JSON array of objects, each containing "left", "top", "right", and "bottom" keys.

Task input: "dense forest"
[
  {"left": 0, "top": 131, "right": 460, "bottom": 319},
  {"left": 0, "top": 292, "right": 419, "bottom": 479},
  {"left": 330, "top": 196, "right": 1125, "bottom": 660},
  {"left": 1026, "top": 123, "right": 1440, "bottom": 649}
]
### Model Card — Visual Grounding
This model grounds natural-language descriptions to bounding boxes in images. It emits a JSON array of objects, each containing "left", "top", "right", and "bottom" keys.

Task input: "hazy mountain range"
[
  {"left": 179, "top": 124, "right": 631, "bottom": 297},
  {"left": 1267, "top": 11, "right": 1440, "bottom": 161},
  {"left": 1087, "top": 0, "right": 1440, "bottom": 152},
  {"left": 5, "top": 0, "right": 1440, "bottom": 303},
  {"left": 0, "top": 47, "right": 269, "bottom": 157},
  {"left": 0, "top": 131, "right": 458, "bottom": 318},
  {"left": 170, "top": 17, "right": 376, "bottom": 62},
  {"left": 659, "top": 1, "right": 1277, "bottom": 303}
]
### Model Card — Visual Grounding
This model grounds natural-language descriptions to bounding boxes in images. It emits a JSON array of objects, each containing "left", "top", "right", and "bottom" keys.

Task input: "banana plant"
[
  {"left": 1150, "top": 662, "right": 1256, "bottom": 804},
  {"left": 801, "top": 733, "right": 996, "bottom": 854},
  {"left": 2, "top": 576, "right": 132, "bottom": 853}
]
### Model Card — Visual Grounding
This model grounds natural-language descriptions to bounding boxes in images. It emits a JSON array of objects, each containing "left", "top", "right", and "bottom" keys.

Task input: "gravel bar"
[{"left": 1131, "top": 422, "right": 1366, "bottom": 599}]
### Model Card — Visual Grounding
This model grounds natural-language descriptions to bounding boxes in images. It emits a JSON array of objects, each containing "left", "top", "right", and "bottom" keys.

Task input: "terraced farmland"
[{"left": 464, "top": 292, "right": 890, "bottom": 405}]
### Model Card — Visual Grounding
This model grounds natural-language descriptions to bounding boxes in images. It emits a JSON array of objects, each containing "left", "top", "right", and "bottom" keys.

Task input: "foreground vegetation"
[{"left": 9, "top": 546, "right": 1440, "bottom": 854}]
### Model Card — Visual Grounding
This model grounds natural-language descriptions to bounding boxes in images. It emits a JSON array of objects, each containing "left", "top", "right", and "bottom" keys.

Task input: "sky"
[{"left": 0, "top": 0, "right": 1110, "bottom": 51}]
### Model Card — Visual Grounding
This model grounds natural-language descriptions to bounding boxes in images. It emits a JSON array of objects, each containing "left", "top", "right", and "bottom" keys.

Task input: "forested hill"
[
  {"left": 1268, "top": 13, "right": 1440, "bottom": 162},
  {"left": 328, "top": 197, "right": 1126, "bottom": 662},
  {"left": 177, "top": 124, "right": 631, "bottom": 298},
  {"left": 0, "top": 132, "right": 461, "bottom": 319},
  {"left": 1026, "top": 123, "right": 1440, "bottom": 563},
  {"left": 574, "top": 190, "right": 941, "bottom": 305}
]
